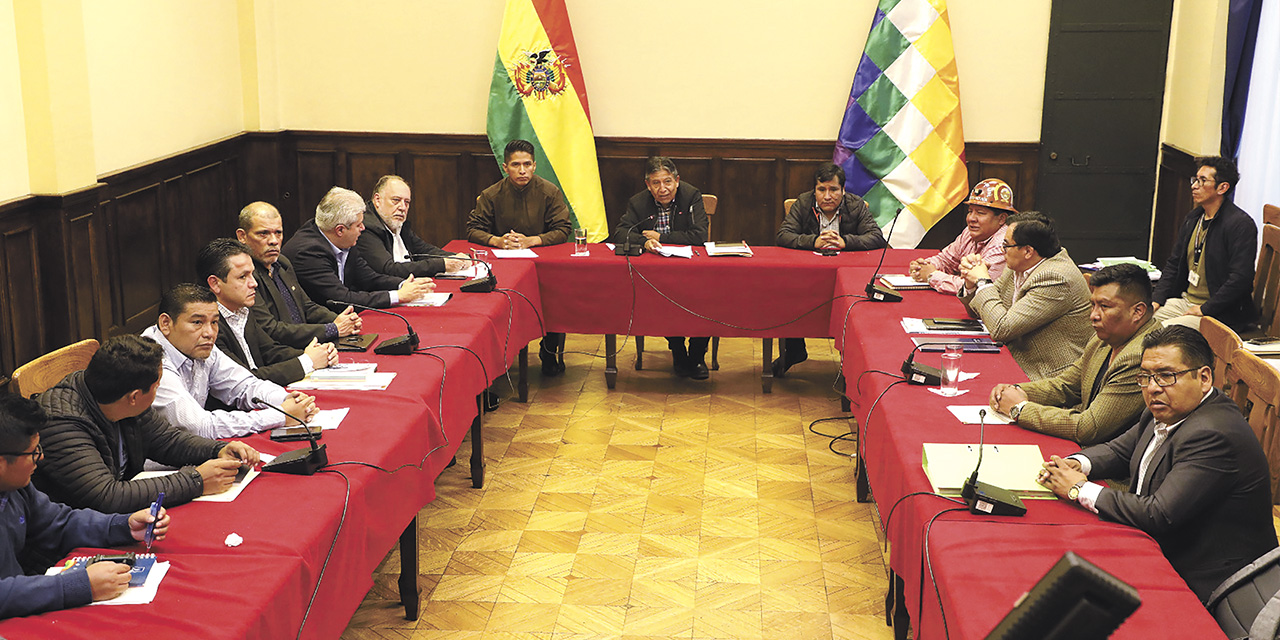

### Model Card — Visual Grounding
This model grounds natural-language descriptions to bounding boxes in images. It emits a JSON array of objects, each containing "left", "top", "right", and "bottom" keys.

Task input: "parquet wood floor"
[{"left": 342, "top": 335, "right": 894, "bottom": 640}]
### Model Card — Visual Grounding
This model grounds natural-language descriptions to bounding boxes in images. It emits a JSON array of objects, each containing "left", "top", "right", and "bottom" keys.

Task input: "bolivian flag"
[{"left": 487, "top": 0, "right": 607, "bottom": 241}]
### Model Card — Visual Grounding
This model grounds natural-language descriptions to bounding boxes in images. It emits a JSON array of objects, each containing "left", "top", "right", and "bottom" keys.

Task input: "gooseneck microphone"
[
  {"left": 866, "top": 208, "right": 904, "bottom": 302},
  {"left": 960, "top": 408, "right": 1026, "bottom": 516},
  {"left": 407, "top": 253, "right": 496, "bottom": 293},
  {"left": 615, "top": 214, "right": 655, "bottom": 256},
  {"left": 254, "top": 396, "right": 328, "bottom": 476},
  {"left": 326, "top": 300, "right": 419, "bottom": 356}
]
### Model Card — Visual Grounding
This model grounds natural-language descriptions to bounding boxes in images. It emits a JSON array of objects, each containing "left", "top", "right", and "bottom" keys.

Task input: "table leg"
[
  {"left": 885, "top": 570, "right": 907, "bottom": 639},
  {"left": 399, "top": 515, "right": 420, "bottom": 620},
  {"left": 856, "top": 455, "right": 871, "bottom": 503},
  {"left": 470, "top": 396, "right": 485, "bottom": 489},
  {"left": 635, "top": 336, "right": 645, "bottom": 370},
  {"left": 761, "top": 338, "right": 774, "bottom": 394},
  {"left": 836, "top": 372, "right": 851, "bottom": 412},
  {"left": 605, "top": 335, "right": 618, "bottom": 389},
  {"left": 517, "top": 346, "right": 528, "bottom": 403}
]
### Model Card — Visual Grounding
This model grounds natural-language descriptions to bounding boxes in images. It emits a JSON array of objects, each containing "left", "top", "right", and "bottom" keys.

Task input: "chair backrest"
[
  {"left": 1264, "top": 204, "right": 1280, "bottom": 227},
  {"left": 10, "top": 339, "right": 100, "bottom": 398},
  {"left": 1207, "top": 545, "right": 1280, "bottom": 639},
  {"left": 1254, "top": 224, "right": 1280, "bottom": 336},
  {"left": 782, "top": 198, "right": 797, "bottom": 231},
  {"left": 1230, "top": 347, "right": 1280, "bottom": 503},
  {"left": 1201, "top": 316, "right": 1243, "bottom": 399},
  {"left": 701, "top": 194, "right": 717, "bottom": 238}
]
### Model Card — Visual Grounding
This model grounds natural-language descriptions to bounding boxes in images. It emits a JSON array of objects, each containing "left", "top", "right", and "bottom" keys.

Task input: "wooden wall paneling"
[
  {"left": 597, "top": 156, "right": 646, "bottom": 236},
  {"left": 241, "top": 131, "right": 283, "bottom": 209},
  {"left": 108, "top": 184, "right": 166, "bottom": 335},
  {"left": 0, "top": 210, "right": 47, "bottom": 376},
  {"left": 347, "top": 153, "right": 398, "bottom": 200},
  {"left": 295, "top": 150, "right": 340, "bottom": 232},
  {"left": 44, "top": 184, "right": 108, "bottom": 346},
  {"left": 409, "top": 153, "right": 465, "bottom": 247},
  {"left": 1152, "top": 143, "right": 1196, "bottom": 266},
  {"left": 713, "top": 158, "right": 774, "bottom": 245}
]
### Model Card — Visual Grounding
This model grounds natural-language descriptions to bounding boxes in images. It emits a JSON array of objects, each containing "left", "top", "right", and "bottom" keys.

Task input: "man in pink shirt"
[{"left": 909, "top": 178, "right": 1016, "bottom": 294}]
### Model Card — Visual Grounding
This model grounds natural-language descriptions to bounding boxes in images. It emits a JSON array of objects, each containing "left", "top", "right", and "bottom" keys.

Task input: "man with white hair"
[
  {"left": 358, "top": 175, "right": 468, "bottom": 278},
  {"left": 283, "top": 186, "right": 433, "bottom": 309}
]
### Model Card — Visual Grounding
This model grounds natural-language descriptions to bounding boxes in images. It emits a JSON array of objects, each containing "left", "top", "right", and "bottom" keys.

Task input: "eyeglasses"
[
  {"left": 1136, "top": 368, "right": 1200, "bottom": 388},
  {"left": 0, "top": 443, "right": 42, "bottom": 462},
  {"left": 1001, "top": 243, "right": 1026, "bottom": 251},
  {"left": 1190, "top": 176, "right": 1217, "bottom": 187}
]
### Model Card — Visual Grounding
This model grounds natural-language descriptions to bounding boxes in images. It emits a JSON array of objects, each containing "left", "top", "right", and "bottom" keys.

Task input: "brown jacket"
[{"left": 466, "top": 175, "right": 572, "bottom": 247}]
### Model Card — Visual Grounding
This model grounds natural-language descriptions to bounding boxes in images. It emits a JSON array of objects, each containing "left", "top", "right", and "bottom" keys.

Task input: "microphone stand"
[
  {"left": 615, "top": 215, "right": 655, "bottom": 256},
  {"left": 407, "top": 253, "right": 496, "bottom": 293},
  {"left": 866, "top": 208, "right": 904, "bottom": 302},
  {"left": 254, "top": 396, "right": 328, "bottom": 476}
]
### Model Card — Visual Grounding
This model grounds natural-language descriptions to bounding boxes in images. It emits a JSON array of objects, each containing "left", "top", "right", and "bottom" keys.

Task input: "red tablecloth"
[
  {"left": 0, "top": 261, "right": 545, "bottom": 640},
  {"left": 833, "top": 276, "right": 1226, "bottom": 639}
]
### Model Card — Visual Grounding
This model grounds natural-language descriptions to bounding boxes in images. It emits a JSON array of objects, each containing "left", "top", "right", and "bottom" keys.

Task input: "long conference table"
[{"left": 0, "top": 243, "right": 1226, "bottom": 639}]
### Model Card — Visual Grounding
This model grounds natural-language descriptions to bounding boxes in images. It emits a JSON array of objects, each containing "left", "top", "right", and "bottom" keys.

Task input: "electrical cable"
[{"left": 923, "top": 507, "right": 968, "bottom": 640}]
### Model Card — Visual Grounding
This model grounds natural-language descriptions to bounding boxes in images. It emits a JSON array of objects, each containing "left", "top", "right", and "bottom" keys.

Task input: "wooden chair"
[
  {"left": 634, "top": 194, "right": 721, "bottom": 372},
  {"left": 1264, "top": 204, "right": 1280, "bottom": 227},
  {"left": 10, "top": 339, "right": 100, "bottom": 398},
  {"left": 1253, "top": 224, "right": 1280, "bottom": 337},
  {"left": 1230, "top": 347, "right": 1280, "bottom": 502},
  {"left": 782, "top": 198, "right": 797, "bottom": 230},
  {"left": 1202, "top": 316, "right": 1244, "bottom": 401}
]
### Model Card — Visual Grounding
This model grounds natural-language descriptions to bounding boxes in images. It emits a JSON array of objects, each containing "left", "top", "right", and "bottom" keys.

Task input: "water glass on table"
[
  {"left": 940, "top": 344, "right": 963, "bottom": 396},
  {"left": 573, "top": 228, "right": 588, "bottom": 256}
]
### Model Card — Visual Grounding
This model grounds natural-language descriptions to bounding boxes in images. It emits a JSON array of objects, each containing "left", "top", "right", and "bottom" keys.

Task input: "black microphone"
[
  {"left": 866, "top": 208, "right": 904, "bottom": 302},
  {"left": 253, "top": 396, "right": 328, "bottom": 476},
  {"left": 407, "top": 253, "right": 497, "bottom": 293},
  {"left": 901, "top": 342, "right": 943, "bottom": 386},
  {"left": 615, "top": 215, "right": 655, "bottom": 256},
  {"left": 326, "top": 300, "right": 418, "bottom": 355},
  {"left": 960, "top": 408, "right": 1026, "bottom": 516}
]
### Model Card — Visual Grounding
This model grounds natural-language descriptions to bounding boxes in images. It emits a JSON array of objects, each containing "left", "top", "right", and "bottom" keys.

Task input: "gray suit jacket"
[
  {"left": 1080, "top": 389, "right": 1277, "bottom": 601},
  {"left": 962, "top": 248, "right": 1092, "bottom": 380}
]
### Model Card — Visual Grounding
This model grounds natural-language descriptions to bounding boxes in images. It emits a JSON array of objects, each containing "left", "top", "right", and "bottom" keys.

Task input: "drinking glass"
[
  {"left": 573, "top": 228, "right": 588, "bottom": 256},
  {"left": 940, "top": 344, "right": 963, "bottom": 396}
]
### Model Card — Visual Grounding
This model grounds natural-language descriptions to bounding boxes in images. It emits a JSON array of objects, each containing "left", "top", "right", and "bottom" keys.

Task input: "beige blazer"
[
  {"left": 1016, "top": 315, "right": 1158, "bottom": 445},
  {"left": 962, "top": 248, "right": 1092, "bottom": 380}
]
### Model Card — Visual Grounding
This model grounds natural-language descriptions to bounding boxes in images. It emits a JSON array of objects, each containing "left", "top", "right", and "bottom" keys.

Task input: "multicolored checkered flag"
[{"left": 834, "top": 0, "right": 968, "bottom": 248}]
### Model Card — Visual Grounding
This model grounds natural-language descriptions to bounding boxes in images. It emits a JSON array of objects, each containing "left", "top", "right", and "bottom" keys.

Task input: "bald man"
[{"left": 236, "top": 201, "right": 362, "bottom": 349}]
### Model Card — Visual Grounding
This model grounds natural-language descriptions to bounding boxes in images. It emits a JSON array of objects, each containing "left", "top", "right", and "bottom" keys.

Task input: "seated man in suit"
[
  {"left": 142, "top": 284, "right": 319, "bottom": 439},
  {"left": 960, "top": 211, "right": 1092, "bottom": 380},
  {"left": 283, "top": 186, "right": 434, "bottom": 310},
  {"left": 35, "top": 335, "right": 258, "bottom": 513},
  {"left": 237, "top": 201, "right": 362, "bottom": 348},
  {"left": 467, "top": 139, "right": 573, "bottom": 376},
  {"left": 0, "top": 394, "right": 171, "bottom": 618},
  {"left": 774, "top": 161, "right": 885, "bottom": 376},
  {"left": 613, "top": 156, "right": 712, "bottom": 379},
  {"left": 989, "top": 263, "right": 1158, "bottom": 445},
  {"left": 359, "top": 175, "right": 468, "bottom": 278},
  {"left": 1038, "top": 326, "right": 1278, "bottom": 601},
  {"left": 908, "top": 178, "right": 1013, "bottom": 294},
  {"left": 199, "top": 238, "right": 337, "bottom": 386},
  {"left": 1152, "top": 156, "right": 1257, "bottom": 332}
]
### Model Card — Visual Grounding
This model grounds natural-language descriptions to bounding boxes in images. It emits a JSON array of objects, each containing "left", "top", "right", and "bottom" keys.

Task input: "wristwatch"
[
  {"left": 1068, "top": 481, "right": 1085, "bottom": 501},
  {"left": 1008, "top": 402, "right": 1025, "bottom": 421},
  {"left": 976, "top": 278, "right": 993, "bottom": 287}
]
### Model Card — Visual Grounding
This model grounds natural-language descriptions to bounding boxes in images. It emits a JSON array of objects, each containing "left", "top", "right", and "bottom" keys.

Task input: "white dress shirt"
[
  {"left": 218, "top": 302, "right": 313, "bottom": 375},
  {"left": 391, "top": 230, "right": 410, "bottom": 263},
  {"left": 142, "top": 325, "right": 290, "bottom": 439}
]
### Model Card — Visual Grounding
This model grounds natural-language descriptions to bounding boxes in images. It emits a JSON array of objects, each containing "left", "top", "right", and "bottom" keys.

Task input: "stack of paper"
[
  {"left": 703, "top": 241, "right": 753, "bottom": 257},
  {"left": 879, "top": 274, "right": 932, "bottom": 290},
  {"left": 901, "top": 317, "right": 989, "bottom": 335},
  {"left": 307, "top": 362, "right": 377, "bottom": 382},
  {"left": 655, "top": 245, "right": 694, "bottom": 259},
  {"left": 922, "top": 442, "right": 1054, "bottom": 499},
  {"left": 402, "top": 292, "right": 453, "bottom": 307},
  {"left": 48, "top": 560, "right": 172, "bottom": 605},
  {"left": 290, "top": 371, "right": 396, "bottom": 391}
]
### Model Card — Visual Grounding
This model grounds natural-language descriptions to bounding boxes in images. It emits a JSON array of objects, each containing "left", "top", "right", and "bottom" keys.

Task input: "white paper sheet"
[
  {"left": 946, "top": 405, "right": 1013, "bottom": 425},
  {"left": 491, "top": 248, "right": 539, "bottom": 258}
]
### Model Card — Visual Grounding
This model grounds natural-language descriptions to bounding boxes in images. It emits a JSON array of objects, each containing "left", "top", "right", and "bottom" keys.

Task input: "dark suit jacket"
[
  {"left": 357, "top": 204, "right": 453, "bottom": 278},
  {"left": 613, "top": 182, "right": 708, "bottom": 247},
  {"left": 282, "top": 219, "right": 404, "bottom": 309},
  {"left": 776, "top": 191, "right": 885, "bottom": 251},
  {"left": 1080, "top": 389, "right": 1277, "bottom": 600},
  {"left": 1153, "top": 199, "right": 1258, "bottom": 331},
  {"left": 215, "top": 312, "right": 306, "bottom": 386},
  {"left": 250, "top": 255, "right": 337, "bottom": 349}
]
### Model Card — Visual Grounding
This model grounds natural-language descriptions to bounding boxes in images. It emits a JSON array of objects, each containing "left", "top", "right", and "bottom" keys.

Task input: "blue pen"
[{"left": 145, "top": 492, "right": 165, "bottom": 551}]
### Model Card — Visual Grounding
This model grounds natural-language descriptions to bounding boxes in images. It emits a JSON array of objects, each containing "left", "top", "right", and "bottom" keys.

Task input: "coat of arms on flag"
[{"left": 834, "top": 0, "right": 968, "bottom": 248}]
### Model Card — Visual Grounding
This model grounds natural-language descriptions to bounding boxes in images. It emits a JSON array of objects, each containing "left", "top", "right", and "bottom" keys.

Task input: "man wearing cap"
[{"left": 909, "top": 178, "right": 1015, "bottom": 295}]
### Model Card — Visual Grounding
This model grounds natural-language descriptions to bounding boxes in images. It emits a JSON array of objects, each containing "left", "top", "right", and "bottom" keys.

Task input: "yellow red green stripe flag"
[{"left": 487, "top": 0, "right": 607, "bottom": 241}]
